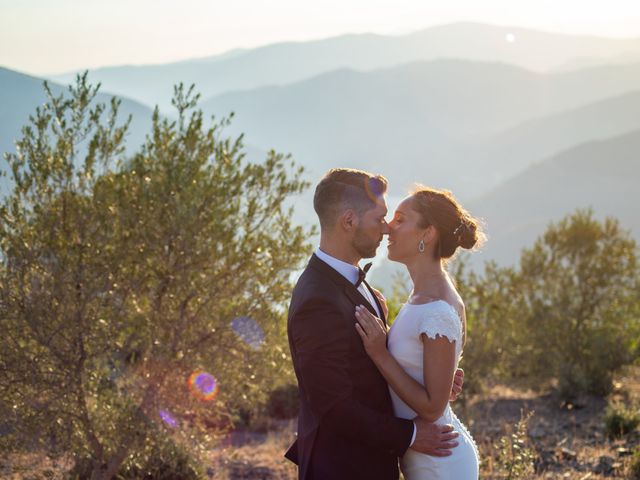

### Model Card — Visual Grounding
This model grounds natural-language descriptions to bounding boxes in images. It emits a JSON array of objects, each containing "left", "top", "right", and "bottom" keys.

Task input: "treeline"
[{"left": 453, "top": 210, "right": 640, "bottom": 400}]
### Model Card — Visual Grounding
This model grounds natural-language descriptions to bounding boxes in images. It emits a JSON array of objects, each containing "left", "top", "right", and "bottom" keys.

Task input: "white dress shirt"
[
  {"left": 314, "top": 248, "right": 417, "bottom": 447},
  {"left": 314, "top": 248, "right": 381, "bottom": 317}
]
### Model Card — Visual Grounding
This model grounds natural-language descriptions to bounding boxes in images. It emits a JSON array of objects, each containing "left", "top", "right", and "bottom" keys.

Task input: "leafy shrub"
[
  {"left": 69, "top": 442, "right": 200, "bottom": 480},
  {"left": 454, "top": 210, "right": 640, "bottom": 399},
  {"left": 0, "top": 75, "right": 311, "bottom": 478},
  {"left": 630, "top": 448, "right": 640, "bottom": 479},
  {"left": 493, "top": 411, "right": 537, "bottom": 480},
  {"left": 604, "top": 400, "right": 640, "bottom": 438}
]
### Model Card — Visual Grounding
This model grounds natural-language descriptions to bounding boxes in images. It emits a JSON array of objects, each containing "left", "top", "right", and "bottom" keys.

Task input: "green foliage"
[
  {"left": 603, "top": 400, "right": 640, "bottom": 438},
  {"left": 631, "top": 448, "right": 640, "bottom": 480},
  {"left": 383, "top": 270, "right": 410, "bottom": 325},
  {"left": 453, "top": 259, "right": 526, "bottom": 394},
  {"left": 69, "top": 440, "right": 201, "bottom": 479},
  {"left": 492, "top": 411, "right": 536, "bottom": 480},
  {"left": 517, "top": 209, "right": 638, "bottom": 398},
  {"left": 0, "top": 74, "right": 313, "bottom": 478},
  {"left": 267, "top": 383, "right": 299, "bottom": 419},
  {"left": 455, "top": 210, "right": 640, "bottom": 399}
]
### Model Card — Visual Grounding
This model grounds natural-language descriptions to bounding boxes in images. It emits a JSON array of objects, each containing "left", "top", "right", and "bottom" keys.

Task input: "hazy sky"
[{"left": 2, "top": 0, "right": 640, "bottom": 75}]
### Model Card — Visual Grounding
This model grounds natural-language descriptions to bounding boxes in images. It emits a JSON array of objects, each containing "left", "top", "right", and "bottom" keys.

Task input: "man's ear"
[{"left": 339, "top": 209, "right": 358, "bottom": 231}]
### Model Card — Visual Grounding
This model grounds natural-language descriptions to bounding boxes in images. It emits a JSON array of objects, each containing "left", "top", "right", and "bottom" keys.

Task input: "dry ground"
[
  {"left": 2, "top": 366, "right": 639, "bottom": 479},
  {"left": 208, "top": 365, "right": 640, "bottom": 479}
]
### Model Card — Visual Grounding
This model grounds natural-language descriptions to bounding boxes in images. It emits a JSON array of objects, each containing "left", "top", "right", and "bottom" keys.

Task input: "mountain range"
[
  {"left": 2, "top": 22, "right": 639, "bottom": 269},
  {"left": 371, "top": 129, "right": 640, "bottom": 290},
  {"left": 50, "top": 23, "right": 640, "bottom": 112},
  {"left": 0, "top": 67, "right": 153, "bottom": 194},
  {"left": 198, "top": 59, "right": 640, "bottom": 199},
  {"left": 470, "top": 128, "right": 640, "bottom": 267}
]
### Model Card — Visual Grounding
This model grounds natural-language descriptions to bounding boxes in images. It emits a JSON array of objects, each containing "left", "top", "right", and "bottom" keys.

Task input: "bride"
[{"left": 355, "top": 186, "right": 480, "bottom": 480}]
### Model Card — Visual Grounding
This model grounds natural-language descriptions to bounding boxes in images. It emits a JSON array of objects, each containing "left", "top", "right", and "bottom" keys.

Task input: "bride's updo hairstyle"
[{"left": 410, "top": 186, "right": 484, "bottom": 260}]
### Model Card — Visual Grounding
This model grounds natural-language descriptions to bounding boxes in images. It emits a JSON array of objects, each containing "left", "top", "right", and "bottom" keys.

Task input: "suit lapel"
[
  {"left": 343, "top": 285, "right": 377, "bottom": 317},
  {"left": 363, "top": 279, "right": 387, "bottom": 326},
  {"left": 308, "top": 254, "right": 382, "bottom": 322}
]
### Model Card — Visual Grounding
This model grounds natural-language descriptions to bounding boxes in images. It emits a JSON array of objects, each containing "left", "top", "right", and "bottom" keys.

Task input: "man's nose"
[{"left": 381, "top": 221, "right": 390, "bottom": 234}]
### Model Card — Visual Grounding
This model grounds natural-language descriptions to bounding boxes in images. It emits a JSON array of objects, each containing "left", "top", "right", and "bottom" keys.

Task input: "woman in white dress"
[{"left": 355, "top": 186, "right": 481, "bottom": 480}]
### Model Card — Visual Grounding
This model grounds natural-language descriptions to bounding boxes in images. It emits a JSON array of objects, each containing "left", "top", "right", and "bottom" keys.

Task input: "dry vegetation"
[
  {"left": 205, "top": 366, "right": 639, "bottom": 479},
  {"left": 207, "top": 367, "right": 640, "bottom": 479},
  {"left": 4, "top": 367, "right": 636, "bottom": 479}
]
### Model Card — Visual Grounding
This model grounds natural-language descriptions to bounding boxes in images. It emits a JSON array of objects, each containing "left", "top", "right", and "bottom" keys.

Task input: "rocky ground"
[
  {"left": 462, "top": 382, "right": 639, "bottom": 479},
  {"left": 2, "top": 366, "right": 638, "bottom": 479},
  {"left": 208, "top": 366, "right": 640, "bottom": 479}
]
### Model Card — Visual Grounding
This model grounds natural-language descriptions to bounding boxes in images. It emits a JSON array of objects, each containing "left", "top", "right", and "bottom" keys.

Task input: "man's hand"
[
  {"left": 410, "top": 418, "right": 459, "bottom": 456},
  {"left": 450, "top": 368, "right": 464, "bottom": 402}
]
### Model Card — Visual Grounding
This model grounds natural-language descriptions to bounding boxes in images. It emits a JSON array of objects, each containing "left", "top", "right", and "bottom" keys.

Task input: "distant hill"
[
  {"left": 199, "top": 59, "right": 640, "bottom": 200},
  {"left": 554, "top": 49, "right": 640, "bottom": 72},
  {"left": 0, "top": 67, "right": 154, "bottom": 196},
  {"left": 469, "top": 129, "right": 640, "bottom": 267},
  {"left": 461, "top": 90, "right": 640, "bottom": 190},
  {"left": 369, "top": 129, "right": 640, "bottom": 289},
  {"left": 8, "top": 57, "right": 640, "bottom": 213},
  {"left": 50, "top": 23, "right": 640, "bottom": 111}
]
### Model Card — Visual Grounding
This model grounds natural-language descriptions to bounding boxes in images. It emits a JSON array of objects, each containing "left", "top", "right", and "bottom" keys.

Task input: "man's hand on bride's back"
[{"left": 411, "top": 418, "right": 459, "bottom": 457}]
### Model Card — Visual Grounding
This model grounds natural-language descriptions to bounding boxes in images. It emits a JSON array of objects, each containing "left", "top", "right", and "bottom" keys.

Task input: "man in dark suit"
[{"left": 285, "top": 168, "right": 462, "bottom": 480}]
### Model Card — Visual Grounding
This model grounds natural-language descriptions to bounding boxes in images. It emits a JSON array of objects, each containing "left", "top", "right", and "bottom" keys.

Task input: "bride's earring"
[{"left": 418, "top": 239, "right": 425, "bottom": 253}]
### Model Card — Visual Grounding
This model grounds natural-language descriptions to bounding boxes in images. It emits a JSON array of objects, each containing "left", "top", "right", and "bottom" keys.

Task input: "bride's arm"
[{"left": 355, "top": 305, "right": 457, "bottom": 422}]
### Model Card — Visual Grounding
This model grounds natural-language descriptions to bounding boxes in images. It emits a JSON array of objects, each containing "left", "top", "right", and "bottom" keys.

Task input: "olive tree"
[
  {"left": 0, "top": 75, "right": 312, "bottom": 478},
  {"left": 516, "top": 209, "right": 639, "bottom": 398},
  {"left": 455, "top": 210, "right": 639, "bottom": 399}
]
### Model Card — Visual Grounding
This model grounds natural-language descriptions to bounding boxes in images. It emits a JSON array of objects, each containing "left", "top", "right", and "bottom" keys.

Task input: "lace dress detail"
[
  {"left": 387, "top": 300, "right": 479, "bottom": 479},
  {"left": 414, "top": 301, "right": 463, "bottom": 358}
]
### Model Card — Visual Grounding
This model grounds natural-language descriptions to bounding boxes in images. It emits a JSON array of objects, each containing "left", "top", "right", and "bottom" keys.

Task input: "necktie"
[{"left": 355, "top": 262, "right": 373, "bottom": 288}]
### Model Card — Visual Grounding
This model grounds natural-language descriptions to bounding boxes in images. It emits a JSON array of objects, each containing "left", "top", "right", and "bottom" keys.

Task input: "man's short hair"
[{"left": 313, "top": 168, "right": 388, "bottom": 229}]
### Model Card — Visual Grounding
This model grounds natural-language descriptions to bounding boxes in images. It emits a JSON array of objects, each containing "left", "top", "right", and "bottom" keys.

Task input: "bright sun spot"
[{"left": 505, "top": 33, "right": 516, "bottom": 43}]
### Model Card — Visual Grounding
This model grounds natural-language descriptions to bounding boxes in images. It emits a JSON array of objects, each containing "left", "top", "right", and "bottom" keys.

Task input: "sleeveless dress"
[{"left": 387, "top": 300, "right": 479, "bottom": 480}]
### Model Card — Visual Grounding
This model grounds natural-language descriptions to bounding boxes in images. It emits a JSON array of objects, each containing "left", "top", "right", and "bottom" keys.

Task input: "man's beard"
[{"left": 353, "top": 226, "right": 381, "bottom": 259}]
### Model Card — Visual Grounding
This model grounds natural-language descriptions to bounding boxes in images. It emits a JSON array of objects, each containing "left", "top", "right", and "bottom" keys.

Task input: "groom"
[{"left": 285, "top": 168, "right": 462, "bottom": 480}]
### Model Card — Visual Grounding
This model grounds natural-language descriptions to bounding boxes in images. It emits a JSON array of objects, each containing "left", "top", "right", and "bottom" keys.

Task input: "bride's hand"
[
  {"left": 354, "top": 305, "right": 388, "bottom": 361},
  {"left": 370, "top": 287, "right": 389, "bottom": 319}
]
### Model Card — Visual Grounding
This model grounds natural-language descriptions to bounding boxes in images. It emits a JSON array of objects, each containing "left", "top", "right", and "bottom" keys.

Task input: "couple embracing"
[{"left": 285, "top": 168, "right": 481, "bottom": 480}]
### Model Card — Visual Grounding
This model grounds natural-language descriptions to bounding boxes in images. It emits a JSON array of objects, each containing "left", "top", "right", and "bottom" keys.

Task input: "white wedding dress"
[{"left": 388, "top": 300, "right": 479, "bottom": 480}]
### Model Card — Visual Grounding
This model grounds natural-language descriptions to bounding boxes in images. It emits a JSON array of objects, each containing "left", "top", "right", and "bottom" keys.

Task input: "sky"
[{"left": 1, "top": 0, "right": 640, "bottom": 75}]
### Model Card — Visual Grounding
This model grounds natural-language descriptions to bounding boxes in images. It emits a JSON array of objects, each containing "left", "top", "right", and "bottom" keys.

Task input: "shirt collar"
[{"left": 315, "top": 248, "right": 360, "bottom": 285}]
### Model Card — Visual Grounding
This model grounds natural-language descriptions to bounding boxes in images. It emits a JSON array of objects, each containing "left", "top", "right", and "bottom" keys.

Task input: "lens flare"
[
  {"left": 230, "top": 316, "right": 265, "bottom": 350},
  {"left": 188, "top": 371, "right": 219, "bottom": 401},
  {"left": 159, "top": 409, "right": 178, "bottom": 428},
  {"left": 363, "top": 177, "right": 386, "bottom": 204}
]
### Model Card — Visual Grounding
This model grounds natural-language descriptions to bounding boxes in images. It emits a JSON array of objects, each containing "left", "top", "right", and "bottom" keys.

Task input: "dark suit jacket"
[{"left": 285, "top": 254, "right": 414, "bottom": 480}]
